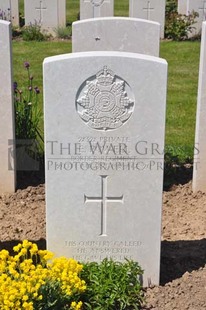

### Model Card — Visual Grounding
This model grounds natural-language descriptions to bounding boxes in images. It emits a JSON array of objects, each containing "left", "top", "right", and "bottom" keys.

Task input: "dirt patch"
[{"left": 0, "top": 181, "right": 205, "bottom": 309}]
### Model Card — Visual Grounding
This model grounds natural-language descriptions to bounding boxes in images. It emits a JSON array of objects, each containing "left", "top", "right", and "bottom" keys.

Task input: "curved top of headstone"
[
  {"left": 0, "top": 20, "right": 11, "bottom": 26},
  {"left": 73, "top": 16, "right": 160, "bottom": 26},
  {"left": 72, "top": 17, "right": 160, "bottom": 56},
  {"left": 44, "top": 50, "right": 165, "bottom": 66}
]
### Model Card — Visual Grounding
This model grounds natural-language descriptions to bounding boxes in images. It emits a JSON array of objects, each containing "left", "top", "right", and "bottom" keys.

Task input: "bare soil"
[{"left": 0, "top": 176, "right": 205, "bottom": 310}]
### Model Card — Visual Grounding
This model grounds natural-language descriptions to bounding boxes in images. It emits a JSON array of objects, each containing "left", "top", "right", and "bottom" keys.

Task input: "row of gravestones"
[
  {"left": 0, "top": 0, "right": 166, "bottom": 37},
  {"left": 2, "top": 0, "right": 206, "bottom": 38},
  {"left": 1, "top": 16, "right": 206, "bottom": 286}
]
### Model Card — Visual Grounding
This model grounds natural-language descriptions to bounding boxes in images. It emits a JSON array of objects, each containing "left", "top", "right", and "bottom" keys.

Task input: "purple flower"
[
  {"left": 24, "top": 62, "right": 30, "bottom": 69},
  {"left": 13, "top": 82, "right": 18, "bottom": 90},
  {"left": 34, "top": 86, "right": 40, "bottom": 94},
  {"left": 28, "top": 86, "right": 32, "bottom": 91}
]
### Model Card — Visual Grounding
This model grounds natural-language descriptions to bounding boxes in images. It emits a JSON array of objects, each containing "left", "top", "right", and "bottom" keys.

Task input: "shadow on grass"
[
  {"left": 163, "top": 150, "right": 193, "bottom": 190},
  {"left": 160, "top": 239, "right": 206, "bottom": 285},
  {"left": 163, "top": 164, "right": 193, "bottom": 191},
  {"left": 17, "top": 170, "right": 45, "bottom": 190}
]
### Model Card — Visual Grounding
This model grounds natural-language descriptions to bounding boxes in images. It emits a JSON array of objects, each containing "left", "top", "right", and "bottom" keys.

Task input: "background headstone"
[
  {"left": 44, "top": 51, "right": 167, "bottom": 286},
  {"left": 72, "top": 17, "right": 160, "bottom": 56},
  {"left": 178, "top": 0, "right": 206, "bottom": 36},
  {"left": 0, "top": 0, "right": 19, "bottom": 26},
  {"left": 193, "top": 22, "right": 206, "bottom": 192},
  {"left": 177, "top": 0, "right": 187, "bottom": 13},
  {"left": 24, "top": 0, "right": 66, "bottom": 36},
  {"left": 129, "top": 0, "right": 166, "bottom": 38},
  {"left": 0, "top": 20, "right": 16, "bottom": 193},
  {"left": 80, "top": 0, "right": 114, "bottom": 20}
]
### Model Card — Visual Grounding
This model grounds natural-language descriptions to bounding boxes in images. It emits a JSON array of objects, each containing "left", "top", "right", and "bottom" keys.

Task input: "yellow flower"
[{"left": 0, "top": 241, "right": 86, "bottom": 309}]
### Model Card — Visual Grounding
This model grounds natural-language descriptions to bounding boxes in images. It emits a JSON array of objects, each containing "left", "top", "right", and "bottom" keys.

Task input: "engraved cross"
[
  {"left": 35, "top": 0, "right": 47, "bottom": 24},
  {"left": 143, "top": 1, "right": 154, "bottom": 20},
  {"left": 199, "top": 1, "right": 206, "bottom": 21},
  {"left": 84, "top": 175, "right": 124, "bottom": 236}
]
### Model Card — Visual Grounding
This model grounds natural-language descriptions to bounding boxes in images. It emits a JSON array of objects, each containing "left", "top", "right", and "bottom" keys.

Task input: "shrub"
[
  {"left": 0, "top": 8, "right": 11, "bottom": 21},
  {"left": 22, "top": 22, "right": 47, "bottom": 41},
  {"left": 14, "top": 61, "right": 43, "bottom": 143},
  {"left": 14, "top": 61, "right": 44, "bottom": 169},
  {"left": 165, "top": 0, "right": 199, "bottom": 40},
  {"left": 55, "top": 26, "right": 71, "bottom": 39},
  {"left": 81, "top": 258, "right": 144, "bottom": 310}
]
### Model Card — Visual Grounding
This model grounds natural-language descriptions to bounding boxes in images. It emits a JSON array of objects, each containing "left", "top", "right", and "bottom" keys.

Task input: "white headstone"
[
  {"left": 129, "top": 0, "right": 166, "bottom": 38},
  {"left": 193, "top": 21, "right": 206, "bottom": 192},
  {"left": 72, "top": 17, "right": 160, "bottom": 57},
  {"left": 0, "top": 20, "right": 16, "bottom": 193},
  {"left": 24, "top": 0, "right": 66, "bottom": 36},
  {"left": 80, "top": 0, "right": 114, "bottom": 20},
  {"left": 178, "top": 0, "right": 187, "bottom": 13},
  {"left": 0, "top": 0, "right": 19, "bottom": 26},
  {"left": 178, "top": 0, "right": 206, "bottom": 36},
  {"left": 44, "top": 51, "right": 167, "bottom": 286}
]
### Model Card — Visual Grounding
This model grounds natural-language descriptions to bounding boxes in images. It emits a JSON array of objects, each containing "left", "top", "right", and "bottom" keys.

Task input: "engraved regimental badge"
[{"left": 76, "top": 66, "right": 135, "bottom": 131}]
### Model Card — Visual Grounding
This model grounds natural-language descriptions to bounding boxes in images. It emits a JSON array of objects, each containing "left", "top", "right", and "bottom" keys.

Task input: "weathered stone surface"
[
  {"left": 24, "top": 0, "right": 66, "bottom": 36},
  {"left": 129, "top": 0, "right": 166, "bottom": 38},
  {"left": 44, "top": 51, "right": 167, "bottom": 286},
  {"left": 72, "top": 17, "right": 160, "bottom": 56},
  {"left": 0, "top": 0, "right": 19, "bottom": 26},
  {"left": 80, "top": 0, "right": 114, "bottom": 20},
  {"left": 0, "top": 20, "right": 16, "bottom": 193},
  {"left": 193, "top": 22, "right": 206, "bottom": 192}
]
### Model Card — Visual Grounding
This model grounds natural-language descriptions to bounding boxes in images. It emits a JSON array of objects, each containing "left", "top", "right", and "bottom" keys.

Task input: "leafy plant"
[
  {"left": 163, "top": 146, "right": 193, "bottom": 189},
  {"left": 165, "top": 0, "right": 199, "bottom": 40},
  {"left": 14, "top": 61, "right": 43, "bottom": 143},
  {"left": 55, "top": 26, "right": 71, "bottom": 39},
  {"left": 0, "top": 240, "right": 86, "bottom": 309},
  {"left": 81, "top": 258, "right": 144, "bottom": 310},
  {"left": 22, "top": 22, "right": 47, "bottom": 41},
  {"left": 0, "top": 8, "right": 11, "bottom": 21},
  {"left": 12, "top": 26, "right": 22, "bottom": 38},
  {"left": 14, "top": 61, "right": 44, "bottom": 170}
]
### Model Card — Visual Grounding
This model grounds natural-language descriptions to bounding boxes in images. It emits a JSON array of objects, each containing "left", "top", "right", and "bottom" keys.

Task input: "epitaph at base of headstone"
[
  {"left": 44, "top": 51, "right": 167, "bottom": 286},
  {"left": 0, "top": 0, "right": 19, "bottom": 26},
  {"left": 80, "top": 0, "right": 114, "bottom": 20},
  {"left": 193, "top": 22, "right": 206, "bottom": 192},
  {"left": 129, "top": 0, "right": 166, "bottom": 38},
  {"left": 24, "top": 0, "right": 66, "bottom": 36},
  {"left": 0, "top": 21, "right": 16, "bottom": 193},
  {"left": 72, "top": 17, "right": 160, "bottom": 56}
]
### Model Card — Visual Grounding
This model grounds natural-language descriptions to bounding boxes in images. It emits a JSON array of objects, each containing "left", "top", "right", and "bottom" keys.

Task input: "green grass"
[
  {"left": 160, "top": 41, "right": 200, "bottom": 159},
  {"left": 14, "top": 1, "right": 201, "bottom": 161},
  {"left": 18, "top": 0, "right": 129, "bottom": 24},
  {"left": 13, "top": 41, "right": 72, "bottom": 135},
  {"left": 13, "top": 40, "right": 200, "bottom": 161}
]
